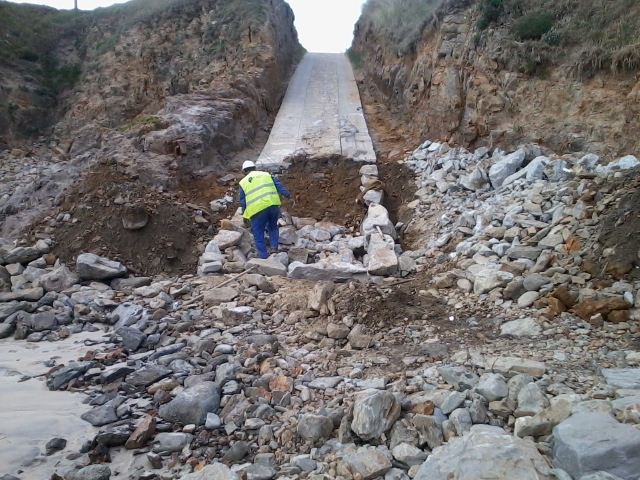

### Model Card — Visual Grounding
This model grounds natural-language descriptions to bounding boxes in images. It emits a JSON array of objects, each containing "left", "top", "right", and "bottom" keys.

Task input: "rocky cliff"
[
  {"left": 0, "top": 0, "right": 302, "bottom": 177},
  {"left": 351, "top": 0, "right": 640, "bottom": 159},
  {"left": 0, "top": 0, "right": 302, "bottom": 241}
]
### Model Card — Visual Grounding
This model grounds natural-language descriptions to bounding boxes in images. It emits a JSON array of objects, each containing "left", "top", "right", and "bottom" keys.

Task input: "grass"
[
  {"left": 361, "top": 0, "right": 445, "bottom": 55},
  {"left": 472, "top": 0, "right": 640, "bottom": 76},
  {"left": 347, "top": 47, "right": 363, "bottom": 69}
]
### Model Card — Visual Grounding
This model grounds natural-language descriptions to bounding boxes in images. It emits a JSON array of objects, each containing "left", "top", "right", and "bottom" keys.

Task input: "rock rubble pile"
[{"left": 3, "top": 141, "right": 640, "bottom": 480}]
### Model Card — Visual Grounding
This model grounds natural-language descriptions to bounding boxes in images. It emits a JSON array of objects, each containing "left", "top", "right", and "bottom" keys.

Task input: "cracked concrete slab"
[{"left": 257, "top": 53, "right": 376, "bottom": 169}]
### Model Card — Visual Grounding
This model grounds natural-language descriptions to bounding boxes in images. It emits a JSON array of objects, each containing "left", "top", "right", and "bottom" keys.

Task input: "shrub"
[
  {"left": 513, "top": 12, "right": 555, "bottom": 40},
  {"left": 18, "top": 50, "right": 39, "bottom": 62},
  {"left": 478, "top": 0, "right": 504, "bottom": 30}
]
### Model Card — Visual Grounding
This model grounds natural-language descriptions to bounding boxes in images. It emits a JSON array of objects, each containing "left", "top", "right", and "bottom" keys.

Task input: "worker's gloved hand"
[
  {"left": 243, "top": 218, "right": 251, "bottom": 228},
  {"left": 289, "top": 195, "right": 296, "bottom": 208}
]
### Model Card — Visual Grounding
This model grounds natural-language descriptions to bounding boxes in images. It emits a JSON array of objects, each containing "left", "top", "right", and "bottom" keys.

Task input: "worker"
[{"left": 238, "top": 161, "right": 292, "bottom": 259}]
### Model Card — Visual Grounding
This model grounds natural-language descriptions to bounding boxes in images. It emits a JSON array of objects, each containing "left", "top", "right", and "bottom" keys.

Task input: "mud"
[{"left": 27, "top": 163, "right": 228, "bottom": 277}]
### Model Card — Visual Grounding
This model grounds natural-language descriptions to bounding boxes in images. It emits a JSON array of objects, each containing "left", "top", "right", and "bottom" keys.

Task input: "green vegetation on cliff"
[
  {"left": 361, "top": 0, "right": 445, "bottom": 55},
  {"left": 477, "top": 0, "right": 640, "bottom": 76}
]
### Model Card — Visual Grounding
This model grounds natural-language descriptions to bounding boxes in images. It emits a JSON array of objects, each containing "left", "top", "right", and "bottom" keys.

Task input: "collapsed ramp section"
[{"left": 257, "top": 53, "right": 376, "bottom": 169}]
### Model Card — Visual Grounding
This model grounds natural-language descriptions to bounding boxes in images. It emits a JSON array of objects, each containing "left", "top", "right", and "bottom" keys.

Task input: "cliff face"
[
  {"left": 351, "top": 0, "right": 640, "bottom": 158},
  {"left": 0, "top": 0, "right": 302, "bottom": 179}
]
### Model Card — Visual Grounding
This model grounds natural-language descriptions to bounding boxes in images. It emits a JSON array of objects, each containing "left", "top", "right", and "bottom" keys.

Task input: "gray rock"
[
  {"left": 352, "top": 390, "right": 401, "bottom": 440},
  {"left": 392, "top": 443, "right": 428, "bottom": 467},
  {"left": 361, "top": 204, "right": 397, "bottom": 240},
  {"left": 601, "top": 369, "right": 640, "bottom": 389},
  {"left": 246, "top": 258, "right": 287, "bottom": 277},
  {"left": 110, "top": 277, "right": 152, "bottom": 291},
  {"left": 125, "top": 364, "right": 172, "bottom": 388},
  {"left": 504, "top": 279, "right": 526, "bottom": 300},
  {"left": 500, "top": 317, "right": 541, "bottom": 337},
  {"left": 523, "top": 273, "right": 551, "bottom": 291},
  {"left": 76, "top": 253, "right": 127, "bottom": 280},
  {"left": 460, "top": 165, "right": 489, "bottom": 191},
  {"left": 287, "top": 261, "right": 366, "bottom": 282},
  {"left": 308, "top": 376, "right": 343, "bottom": 389},
  {"left": 203, "top": 287, "right": 238, "bottom": 305},
  {"left": 0, "top": 323, "right": 14, "bottom": 338},
  {"left": 205, "top": 413, "right": 222, "bottom": 430},
  {"left": 517, "top": 292, "right": 540, "bottom": 308},
  {"left": 153, "top": 432, "right": 193, "bottom": 453},
  {"left": 366, "top": 233, "right": 398, "bottom": 275},
  {"left": 438, "top": 366, "right": 479, "bottom": 390},
  {"left": 580, "top": 474, "right": 625, "bottom": 480},
  {"left": 505, "top": 246, "right": 542, "bottom": 261},
  {"left": 414, "top": 425, "right": 552, "bottom": 479},
  {"left": 179, "top": 463, "right": 240, "bottom": 480},
  {"left": 3, "top": 246, "right": 41, "bottom": 265},
  {"left": 297, "top": 414, "right": 334, "bottom": 442},
  {"left": 66, "top": 465, "right": 112, "bottom": 480},
  {"left": 449, "top": 408, "right": 472, "bottom": 435},
  {"left": 47, "top": 361, "right": 95, "bottom": 390},
  {"left": 327, "top": 322, "right": 351, "bottom": 339},
  {"left": 213, "top": 230, "right": 243, "bottom": 249},
  {"left": 476, "top": 373, "right": 508, "bottom": 402},
  {"left": 508, "top": 374, "right": 535, "bottom": 401},
  {"left": 81, "top": 405, "right": 118, "bottom": 427},
  {"left": 36, "top": 265, "right": 79, "bottom": 292},
  {"left": 473, "top": 269, "right": 513, "bottom": 294},
  {"left": 515, "top": 399, "right": 572, "bottom": 438},
  {"left": 489, "top": 149, "right": 526, "bottom": 188},
  {"left": 412, "top": 414, "right": 443, "bottom": 449},
  {"left": 114, "top": 326, "right": 146, "bottom": 351},
  {"left": 438, "top": 390, "right": 466, "bottom": 414},
  {"left": 0, "top": 287, "right": 44, "bottom": 302},
  {"left": 516, "top": 382, "right": 550, "bottom": 417},
  {"left": 341, "top": 446, "right": 393, "bottom": 480},
  {"left": 552, "top": 413, "right": 640, "bottom": 479},
  {"left": 221, "top": 441, "right": 248, "bottom": 462},
  {"left": 29, "top": 311, "right": 56, "bottom": 332},
  {"left": 241, "top": 464, "right": 276, "bottom": 480},
  {"left": 490, "top": 357, "right": 546, "bottom": 377},
  {"left": 159, "top": 381, "right": 221, "bottom": 426},
  {"left": 385, "top": 468, "right": 411, "bottom": 480}
]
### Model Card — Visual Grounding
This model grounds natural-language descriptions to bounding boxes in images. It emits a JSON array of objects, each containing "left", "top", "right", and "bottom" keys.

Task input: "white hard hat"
[{"left": 242, "top": 160, "right": 256, "bottom": 171}]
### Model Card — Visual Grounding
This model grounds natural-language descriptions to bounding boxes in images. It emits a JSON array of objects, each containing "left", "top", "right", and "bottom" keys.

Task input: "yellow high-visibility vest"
[{"left": 240, "top": 171, "right": 281, "bottom": 219}]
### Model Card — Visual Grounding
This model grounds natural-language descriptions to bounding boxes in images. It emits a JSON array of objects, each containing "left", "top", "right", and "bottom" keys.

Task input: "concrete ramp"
[{"left": 257, "top": 53, "right": 376, "bottom": 169}]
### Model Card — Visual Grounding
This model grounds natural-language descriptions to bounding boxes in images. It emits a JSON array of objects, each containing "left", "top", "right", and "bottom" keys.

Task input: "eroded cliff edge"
[{"left": 351, "top": 0, "right": 640, "bottom": 158}]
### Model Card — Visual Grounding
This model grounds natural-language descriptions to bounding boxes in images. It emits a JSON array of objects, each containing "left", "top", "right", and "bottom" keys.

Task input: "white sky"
[{"left": 7, "top": 0, "right": 366, "bottom": 53}]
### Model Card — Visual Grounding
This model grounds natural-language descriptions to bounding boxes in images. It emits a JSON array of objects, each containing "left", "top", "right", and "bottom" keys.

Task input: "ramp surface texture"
[{"left": 257, "top": 53, "right": 376, "bottom": 168}]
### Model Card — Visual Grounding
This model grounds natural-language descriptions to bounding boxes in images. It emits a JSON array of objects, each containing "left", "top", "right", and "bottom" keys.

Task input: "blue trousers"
[{"left": 250, "top": 206, "right": 280, "bottom": 259}]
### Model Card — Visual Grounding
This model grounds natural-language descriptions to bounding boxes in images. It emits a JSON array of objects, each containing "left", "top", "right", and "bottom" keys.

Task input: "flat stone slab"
[
  {"left": 552, "top": 412, "right": 640, "bottom": 479},
  {"left": 602, "top": 369, "right": 640, "bottom": 389},
  {"left": 257, "top": 53, "right": 375, "bottom": 168}
]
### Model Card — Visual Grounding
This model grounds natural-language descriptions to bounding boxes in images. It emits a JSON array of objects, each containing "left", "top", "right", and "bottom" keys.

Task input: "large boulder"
[
  {"left": 361, "top": 204, "right": 397, "bottom": 240},
  {"left": 489, "top": 149, "right": 526, "bottom": 188},
  {"left": 159, "top": 382, "right": 221, "bottom": 426},
  {"left": 351, "top": 390, "right": 401, "bottom": 440},
  {"left": 76, "top": 253, "right": 127, "bottom": 280},
  {"left": 414, "top": 425, "right": 553, "bottom": 479},
  {"left": 366, "top": 233, "right": 398, "bottom": 276},
  {"left": 552, "top": 413, "right": 640, "bottom": 479}
]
